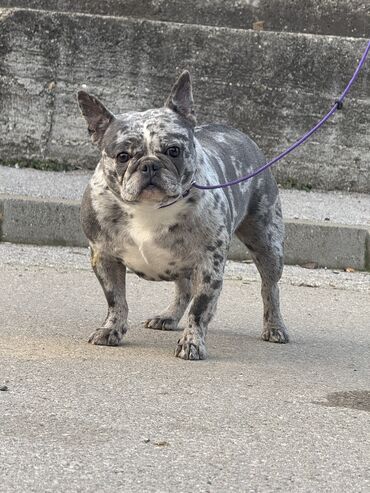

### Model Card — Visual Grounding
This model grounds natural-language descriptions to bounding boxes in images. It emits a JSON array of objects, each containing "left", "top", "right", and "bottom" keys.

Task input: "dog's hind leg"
[
  {"left": 236, "top": 191, "right": 289, "bottom": 343},
  {"left": 144, "top": 278, "right": 192, "bottom": 330}
]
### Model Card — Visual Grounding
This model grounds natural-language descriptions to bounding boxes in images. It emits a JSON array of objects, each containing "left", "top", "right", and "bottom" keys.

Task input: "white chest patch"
[{"left": 118, "top": 203, "right": 182, "bottom": 279}]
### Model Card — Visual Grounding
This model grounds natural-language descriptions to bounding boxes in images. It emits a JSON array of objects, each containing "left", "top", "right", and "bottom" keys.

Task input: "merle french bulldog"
[{"left": 77, "top": 71, "right": 289, "bottom": 360}]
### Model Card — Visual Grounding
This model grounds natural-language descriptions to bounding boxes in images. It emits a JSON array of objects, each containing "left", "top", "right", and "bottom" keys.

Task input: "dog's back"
[{"left": 195, "top": 123, "right": 279, "bottom": 231}]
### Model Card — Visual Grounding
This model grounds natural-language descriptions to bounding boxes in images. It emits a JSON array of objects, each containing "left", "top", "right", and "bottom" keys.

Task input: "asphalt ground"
[{"left": 0, "top": 243, "right": 369, "bottom": 492}]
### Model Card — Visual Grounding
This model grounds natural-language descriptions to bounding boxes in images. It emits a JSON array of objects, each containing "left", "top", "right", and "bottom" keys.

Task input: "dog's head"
[{"left": 77, "top": 71, "right": 197, "bottom": 205}]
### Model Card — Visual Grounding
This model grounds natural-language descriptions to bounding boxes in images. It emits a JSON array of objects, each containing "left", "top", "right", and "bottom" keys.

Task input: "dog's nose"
[{"left": 139, "top": 161, "right": 161, "bottom": 176}]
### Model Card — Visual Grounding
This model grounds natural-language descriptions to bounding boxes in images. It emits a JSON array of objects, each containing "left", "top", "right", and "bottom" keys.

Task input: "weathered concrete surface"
[
  {"left": 0, "top": 8, "right": 369, "bottom": 191},
  {"left": 0, "top": 243, "right": 370, "bottom": 492},
  {"left": 0, "top": 194, "right": 86, "bottom": 246},
  {"left": 1, "top": 193, "right": 369, "bottom": 270},
  {"left": 0, "top": 165, "right": 91, "bottom": 201},
  {"left": 0, "top": 198, "right": 3, "bottom": 240},
  {"left": 2, "top": 242, "right": 369, "bottom": 291},
  {"left": 286, "top": 220, "right": 369, "bottom": 271},
  {"left": 2, "top": 166, "right": 370, "bottom": 225},
  {"left": 0, "top": 0, "right": 369, "bottom": 38},
  {"left": 229, "top": 221, "right": 370, "bottom": 270},
  {"left": 1, "top": 166, "right": 369, "bottom": 269},
  {"left": 230, "top": 216, "right": 370, "bottom": 271},
  {"left": 284, "top": 220, "right": 370, "bottom": 271}
]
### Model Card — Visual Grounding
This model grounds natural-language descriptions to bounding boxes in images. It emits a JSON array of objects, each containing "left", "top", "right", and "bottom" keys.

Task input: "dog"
[{"left": 77, "top": 71, "right": 289, "bottom": 360}]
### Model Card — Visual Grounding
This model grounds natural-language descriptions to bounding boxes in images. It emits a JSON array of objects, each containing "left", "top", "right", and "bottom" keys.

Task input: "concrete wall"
[
  {"left": 1, "top": 0, "right": 369, "bottom": 38},
  {"left": 0, "top": 8, "right": 369, "bottom": 191}
]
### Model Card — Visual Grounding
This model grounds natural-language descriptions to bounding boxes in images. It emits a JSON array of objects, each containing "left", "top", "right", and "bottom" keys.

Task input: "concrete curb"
[
  {"left": 230, "top": 220, "right": 370, "bottom": 270},
  {"left": 0, "top": 194, "right": 86, "bottom": 247},
  {"left": 1, "top": 194, "right": 369, "bottom": 270}
]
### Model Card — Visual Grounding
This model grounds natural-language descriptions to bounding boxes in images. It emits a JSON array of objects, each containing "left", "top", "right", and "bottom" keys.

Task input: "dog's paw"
[
  {"left": 144, "top": 317, "right": 178, "bottom": 330},
  {"left": 175, "top": 332, "right": 207, "bottom": 360},
  {"left": 88, "top": 325, "right": 127, "bottom": 346},
  {"left": 262, "top": 324, "right": 289, "bottom": 344}
]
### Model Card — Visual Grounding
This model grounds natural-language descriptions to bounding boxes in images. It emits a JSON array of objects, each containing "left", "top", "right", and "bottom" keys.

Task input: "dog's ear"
[
  {"left": 77, "top": 91, "right": 114, "bottom": 145},
  {"left": 165, "top": 70, "right": 196, "bottom": 125}
]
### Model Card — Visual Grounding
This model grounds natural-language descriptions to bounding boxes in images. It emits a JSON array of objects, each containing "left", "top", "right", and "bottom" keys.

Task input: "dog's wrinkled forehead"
[{"left": 102, "top": 108, "right": 193, "bottom": 157}]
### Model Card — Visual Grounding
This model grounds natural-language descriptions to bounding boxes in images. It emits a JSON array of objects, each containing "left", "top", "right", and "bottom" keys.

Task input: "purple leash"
[{"left": 192, "top": 40, "right": 370, "bottom": 191}]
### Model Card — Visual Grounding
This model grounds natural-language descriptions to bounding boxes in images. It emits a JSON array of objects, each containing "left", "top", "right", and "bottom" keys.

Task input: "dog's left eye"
[
  {"left": 166, "top": 146, "right": 181, "bottom": 158},
  {"left": 116, "top": 152, "right": 130, "bottom": 164}
]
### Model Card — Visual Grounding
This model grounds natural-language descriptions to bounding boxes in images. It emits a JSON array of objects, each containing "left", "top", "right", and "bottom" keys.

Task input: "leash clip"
[{"left": 335, "top": 100, "right": 344, "bottom": 110}]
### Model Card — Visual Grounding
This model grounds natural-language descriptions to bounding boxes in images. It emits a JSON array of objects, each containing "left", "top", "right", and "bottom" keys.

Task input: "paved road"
[{"left": 0, "top": 244, "right": 369, "bottom": 492}]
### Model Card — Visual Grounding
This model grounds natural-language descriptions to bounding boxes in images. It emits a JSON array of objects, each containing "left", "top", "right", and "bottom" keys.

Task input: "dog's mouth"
[
  {"left": 130, "top": 174, "right": 175, "bottom": 202},
  {"left": 120, "top": 170, "right": 183, "bottom": 205},
  {"left": 139, "top": 182, "right": 166, "bottom": 201}
]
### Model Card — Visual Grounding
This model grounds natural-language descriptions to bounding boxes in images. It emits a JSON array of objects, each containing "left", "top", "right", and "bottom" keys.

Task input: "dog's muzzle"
[
  {"left": 139, "top": 160, "right": 161, "bottom": 178},
  {"left": 137, "top": 158, "right": 163, "bottom": 189}
]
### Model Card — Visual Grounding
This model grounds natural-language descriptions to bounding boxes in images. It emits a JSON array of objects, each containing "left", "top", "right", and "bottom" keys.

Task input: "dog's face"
[
  {"left": 78, "top": 71, "right": 197, "bottom": 205},
  {"left": 100, "top": 108, "right": 195, "bottom": 204}
]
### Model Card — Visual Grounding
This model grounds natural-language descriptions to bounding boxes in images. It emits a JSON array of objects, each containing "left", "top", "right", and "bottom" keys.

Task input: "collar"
[{"left": 157, "top": 183, "right": 194, "bottom": 209}]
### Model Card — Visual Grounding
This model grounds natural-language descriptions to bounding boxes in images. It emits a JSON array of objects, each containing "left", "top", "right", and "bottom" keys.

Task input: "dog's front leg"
[
  {"left": 88, "top": 248, "right": 128, "bottom": 346},
  {"left": 175, "top": 260, "right": 224, "bottom": 360},
  {"left": 144, "top": 278, "right": 192, "bottom": 330}
]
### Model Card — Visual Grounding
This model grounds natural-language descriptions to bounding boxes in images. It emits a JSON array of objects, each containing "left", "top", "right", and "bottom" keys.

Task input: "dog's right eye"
[
  {"left": 166, "top": 146, "right": 181, "bottom": 158},
  {"left": 116, "top": 152, "right": 130, "bottom": 164}
]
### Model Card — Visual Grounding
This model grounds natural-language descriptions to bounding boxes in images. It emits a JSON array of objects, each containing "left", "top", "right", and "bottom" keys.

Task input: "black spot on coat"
[
  {"left": 211, "top": 280, "right": 222, "bottom": 290},
  {"left": 192, "top": 294, "right": 211, "bottom": 324}
]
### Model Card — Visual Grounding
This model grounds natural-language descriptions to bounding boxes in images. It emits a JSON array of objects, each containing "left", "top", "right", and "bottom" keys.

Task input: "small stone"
[
  {"left": 143, "top": 438, "right": 150, "bottom": 443},
  {"left": 301, "top": 262, "right": 318, "bottom": 269},
  {"left": 252, "top": 20, "right": 265, "bottom": 31},
  {"left": 47, "top": 81, "right": 56, "bottom": 92},
  {"left": 153, "top": 441, "right": 169, "bottom": 447},
  {"left": 0, "top": 385, "right": 8, "bottom": 391}
]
